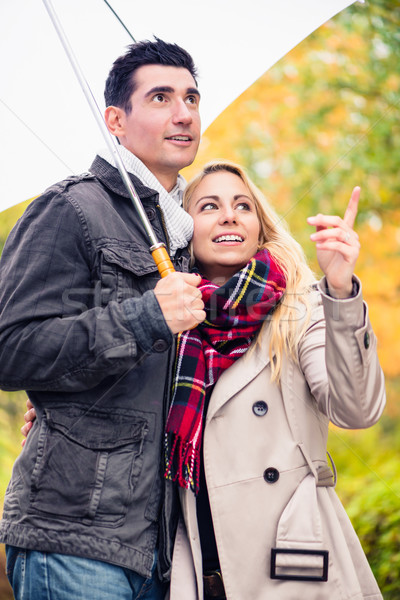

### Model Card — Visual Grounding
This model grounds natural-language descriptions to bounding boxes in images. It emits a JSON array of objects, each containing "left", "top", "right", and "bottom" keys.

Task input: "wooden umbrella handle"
[{"left": 151, "top": 245, "right": 175, "bottom": 278}]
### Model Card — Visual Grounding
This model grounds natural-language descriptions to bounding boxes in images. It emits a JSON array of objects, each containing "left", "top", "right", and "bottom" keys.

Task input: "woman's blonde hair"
[{"left": 183, "top": 160, "right": 317, "bottom": 382}]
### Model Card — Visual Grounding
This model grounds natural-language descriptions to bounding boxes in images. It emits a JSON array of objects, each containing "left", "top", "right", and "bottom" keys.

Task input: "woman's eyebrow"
[
  {"left": 234, "top": 194, "right": 253, "bottom": 201},
  {"left": 193, "top": 194, "right": 254, "bottom": 207},
  {"left": 193, "top": 195, "right": 219, "bottom": 207}
]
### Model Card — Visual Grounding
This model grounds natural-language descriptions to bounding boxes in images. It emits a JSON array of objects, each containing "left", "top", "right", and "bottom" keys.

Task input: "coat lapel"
[{"left": 206, "top": 325, "right": 272, "bottom": 422}]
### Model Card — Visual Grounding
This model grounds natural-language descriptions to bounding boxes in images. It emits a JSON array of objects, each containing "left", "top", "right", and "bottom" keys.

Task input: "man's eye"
[
  {"left": 186, "top": 95, "right": 198, "bottom": 105},
  {"left": 153, "top": 94, "right": 165, "bottom": 103}
]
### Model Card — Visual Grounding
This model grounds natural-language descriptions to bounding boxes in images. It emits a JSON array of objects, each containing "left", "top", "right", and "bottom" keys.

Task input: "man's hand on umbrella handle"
[
  {"left": 21, "top": 398, "right": 36, "bottom": 447},
  {"left": 154, "top": 272, "right": 206, "bottom": 334}
]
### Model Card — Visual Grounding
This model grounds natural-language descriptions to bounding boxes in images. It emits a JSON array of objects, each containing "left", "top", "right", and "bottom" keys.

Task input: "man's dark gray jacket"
[{"left": 0, "top": 156, "right": 189, "bottom": 580}]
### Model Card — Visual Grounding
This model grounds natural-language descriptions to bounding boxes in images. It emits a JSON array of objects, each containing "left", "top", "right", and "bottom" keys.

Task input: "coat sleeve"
[
  {"left": 0, "top": 189, "right": 172, "bottom": 392},
  {"left": 297, "top": 277, "right": 386, "bottom": 429}
]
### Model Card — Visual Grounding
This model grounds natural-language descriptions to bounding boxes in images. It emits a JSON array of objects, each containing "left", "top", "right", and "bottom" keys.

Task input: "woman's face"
[{"left": 187, "top": 170, "right": 261, "bottom": 283}]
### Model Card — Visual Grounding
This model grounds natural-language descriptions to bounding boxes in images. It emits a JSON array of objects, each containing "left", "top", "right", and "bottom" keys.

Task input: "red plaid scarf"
[{"left": 164, "top": 249, "right": 286, "bottom": 494}]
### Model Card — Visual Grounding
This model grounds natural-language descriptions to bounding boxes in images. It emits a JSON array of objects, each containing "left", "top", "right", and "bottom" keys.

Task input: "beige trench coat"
[{"left": 169, "top": 279, "right": 385, "bottom": 600}]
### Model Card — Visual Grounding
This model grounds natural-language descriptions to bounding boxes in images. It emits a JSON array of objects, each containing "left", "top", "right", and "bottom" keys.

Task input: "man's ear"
[{"left": 104, "top": 105, "right": 125, "bottom": 136}]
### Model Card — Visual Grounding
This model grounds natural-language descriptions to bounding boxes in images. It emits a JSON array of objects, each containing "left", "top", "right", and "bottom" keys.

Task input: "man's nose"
[{"left": 172, "top": 99, "right": 193, "bottom": 125}]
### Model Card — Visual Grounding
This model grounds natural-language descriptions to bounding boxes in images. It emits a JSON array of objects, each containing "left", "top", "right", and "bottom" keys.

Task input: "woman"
[{"left": 166, "top": 161, "right": 385, "bottom": 600}]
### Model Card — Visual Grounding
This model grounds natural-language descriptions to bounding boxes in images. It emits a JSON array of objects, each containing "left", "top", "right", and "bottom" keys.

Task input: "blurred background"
[{"left": 1, "top": 0, "right": 399, "bottom": 597}]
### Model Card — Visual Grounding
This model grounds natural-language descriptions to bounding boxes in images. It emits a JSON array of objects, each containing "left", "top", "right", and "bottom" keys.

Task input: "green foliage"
[
  {"left": 348, "top": 478, "right": 400, "bottom": 599},
  {"left": 287, "top": 1, "right": 398, "bottom": 212},
  {"left": 329, "top": 416, "right": 400, "bottom": 598},
  {"left": 0, "top": 391, "right": 26, "bottom": 493},
  {"left": 0, "top": 391, "right": 27, "bottom": 600}
]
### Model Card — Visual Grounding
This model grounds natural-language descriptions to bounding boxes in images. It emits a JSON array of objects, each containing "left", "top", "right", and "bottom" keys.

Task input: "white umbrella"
[{"left": 0, "top": 0, "right": 357, "bottom": 212}]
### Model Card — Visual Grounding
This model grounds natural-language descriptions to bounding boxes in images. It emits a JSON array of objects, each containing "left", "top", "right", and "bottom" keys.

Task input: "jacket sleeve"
[
  {"left": 297, "top": 277, "right": 386, "bottom": 429},
  {"left": 0, "top": 189, "right": 172, "bottom": 392}
]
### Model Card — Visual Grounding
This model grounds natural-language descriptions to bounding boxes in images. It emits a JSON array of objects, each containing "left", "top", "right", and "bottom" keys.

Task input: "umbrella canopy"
[{"left": 0, "top": 0, "right": 357, "bottom": 212}]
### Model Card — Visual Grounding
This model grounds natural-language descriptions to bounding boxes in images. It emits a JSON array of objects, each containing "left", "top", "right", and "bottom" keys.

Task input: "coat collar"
[
  {"left": 206, "top": 324, "right": 273, "bottom": 422},
  {"left": 89, "top": 155, "right": 158, "bottom": 200}
]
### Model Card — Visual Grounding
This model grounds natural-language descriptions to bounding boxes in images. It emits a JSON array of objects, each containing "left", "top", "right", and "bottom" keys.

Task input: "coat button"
[
  {"left": 152, "top": 339, "right": 168, "bottom": 352},
  {"left": 264, "top": 468, "right": 279, "bottom": 484},
  {"left": 364, "top": 332, "right": 370, "bottom": 349},
  {"left": 146, "top": 208, "right": 156, "bottom": 220},
  {"left": 252, "top": 401, "right": 268, "bottom": 416}
]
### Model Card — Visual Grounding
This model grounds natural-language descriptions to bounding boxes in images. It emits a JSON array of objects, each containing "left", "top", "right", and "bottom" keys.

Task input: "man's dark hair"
[{"left": 104, "top": 37, "right": 198, "bottom": 113}]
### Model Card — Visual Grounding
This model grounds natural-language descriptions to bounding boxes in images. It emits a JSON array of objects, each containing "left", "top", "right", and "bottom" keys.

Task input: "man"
[{"left": 0, "top": 38, "right": 205, "bottom": 599}]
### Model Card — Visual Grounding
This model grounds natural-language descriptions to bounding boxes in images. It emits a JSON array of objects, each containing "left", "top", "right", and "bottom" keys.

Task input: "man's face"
[{"left": 116, "top": 64, "right": 201, "bottom": 191}]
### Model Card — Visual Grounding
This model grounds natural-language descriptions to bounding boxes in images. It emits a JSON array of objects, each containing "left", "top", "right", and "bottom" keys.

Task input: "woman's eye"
[
  {"left": 201, "top": 202, "right": 218, "bottom": 211},
  {"left": 236, "top": 202, "right": 251, "bottom": 211}
]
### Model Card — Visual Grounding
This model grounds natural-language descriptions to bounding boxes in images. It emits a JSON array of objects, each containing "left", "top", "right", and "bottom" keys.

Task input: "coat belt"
[{"left": 316, "top": 464, "right": 335, "bottom": 487}]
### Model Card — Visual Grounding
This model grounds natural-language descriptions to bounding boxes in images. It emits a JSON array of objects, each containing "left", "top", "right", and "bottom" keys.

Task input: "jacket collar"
[
  {"left": 206, "top": 324, "right": 273, "bottom": 422},
  {"left": 89, "top": 155, "right": 158, "bottom": 200}
]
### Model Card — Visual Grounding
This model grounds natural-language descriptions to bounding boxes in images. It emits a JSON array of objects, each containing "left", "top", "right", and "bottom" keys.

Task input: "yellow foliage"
[
  {"left": 0, "top": 198, "right": 35, "bottom": 246},
  {"left": 183, "top": 12, "right": 400, "bottom": 390}
]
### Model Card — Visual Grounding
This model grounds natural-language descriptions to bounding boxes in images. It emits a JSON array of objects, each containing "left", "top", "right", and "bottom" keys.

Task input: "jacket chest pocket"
[
  {"left": 29, "top": 407, "right": 148, "bottom": 527},
  {"left": 98, "top": 245, "right": 159, "bottom": 306}
]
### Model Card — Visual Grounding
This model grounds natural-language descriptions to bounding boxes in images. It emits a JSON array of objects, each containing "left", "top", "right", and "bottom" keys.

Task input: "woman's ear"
[{"left": 104, "top": 105, "right": 125, "bottom": 137}]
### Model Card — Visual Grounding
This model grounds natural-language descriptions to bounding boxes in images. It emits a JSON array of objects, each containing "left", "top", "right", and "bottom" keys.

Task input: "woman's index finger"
[{"left": 343, "top": 186, "right": 361, "bottom": 228}]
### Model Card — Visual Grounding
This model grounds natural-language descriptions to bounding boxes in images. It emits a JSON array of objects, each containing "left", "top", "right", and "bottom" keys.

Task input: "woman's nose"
[{"left": 219, "top": 206, "right": 237, "bottom": 224}]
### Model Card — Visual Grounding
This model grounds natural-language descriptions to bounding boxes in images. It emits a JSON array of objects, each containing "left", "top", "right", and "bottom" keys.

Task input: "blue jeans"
[{"left": 6, "top": 546, "right": 168, "bottom": 600}]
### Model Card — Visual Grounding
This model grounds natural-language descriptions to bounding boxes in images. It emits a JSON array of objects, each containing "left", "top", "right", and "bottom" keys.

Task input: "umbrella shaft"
[{"left": 42, "top": 0, "right": 160, "bottom": 248}]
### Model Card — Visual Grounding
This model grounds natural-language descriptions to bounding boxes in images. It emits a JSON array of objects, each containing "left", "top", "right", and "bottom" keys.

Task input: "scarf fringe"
[{"left": 164, "top": 434, "right": 200, "bottom": 493}]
